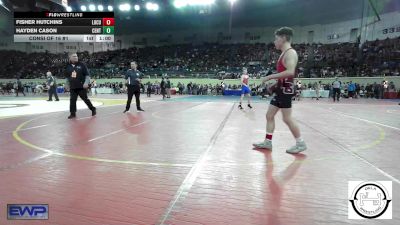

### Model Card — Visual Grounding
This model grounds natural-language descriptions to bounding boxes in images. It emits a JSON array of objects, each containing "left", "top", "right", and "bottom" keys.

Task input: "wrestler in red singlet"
[
  {"left": 276, "top": 48, "right": 295, "bottom": 96},
  {"left": 253, "top": 27, "right": 306, "bottom": 154}
]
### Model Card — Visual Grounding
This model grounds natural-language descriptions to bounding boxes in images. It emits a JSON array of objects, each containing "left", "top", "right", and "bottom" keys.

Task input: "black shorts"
[{"left": 270, "top": 94, "right": 293, "bottom": 108}]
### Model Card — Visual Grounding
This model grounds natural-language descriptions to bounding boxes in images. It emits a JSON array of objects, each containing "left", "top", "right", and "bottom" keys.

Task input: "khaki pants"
[{"left": 166, "top": 88, "right": 171, "bottom": 97}]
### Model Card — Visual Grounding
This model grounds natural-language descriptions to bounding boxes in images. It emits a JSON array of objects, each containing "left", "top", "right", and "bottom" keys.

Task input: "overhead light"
[
  {"left": 108, "top": 5, "right": 113, "bottom": 11},
  {"left": 89, "top": 4, "right": 95, "bottom": 11},
  {"left": 153, "top": 3, "right": 159, "bottom": 11},
  {"left": 173, "top": 0, "right": 215, "bottom": 8},
  {"left": 80, "top": 5, "right": 87, "bottom": 11},
  {"left": 145, "top": 2, "right": 153, "bottom": 10},
  {"left": 98, "top": 5, "right": 104, "bottom": 11},
  {"left": 66, "top": 6, "right": 72, "bottom": 12},
  {"left": 146, "top": 2, "right": 159, "bottom": 11},
  {"left": 119, "top": 3, "right": 131, "bottom": 11},
  {"left": 134, "top": 4, "right": 140, "bottom": 11},
  {"left": 228, "top": 0, "right": 237, "bottom": 4},
  {"left": 0, "top": 0, "right": 11, "bottom": 11},
  {"left": 173, "top": 0, "right": 187, "bottom": 8},
  {"left": 175, "top": 0, "right": 188, "bottom": 6}
]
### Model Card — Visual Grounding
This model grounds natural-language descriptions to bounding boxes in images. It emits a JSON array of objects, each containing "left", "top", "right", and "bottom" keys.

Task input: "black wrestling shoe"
[
  {"left": 248, "top": 104, "right": 253, "bottom": 109},
  {"left": 68, "top": 114, "right": 76, "bottom": 119},
  {"left": 123, "top": 109, "right": 129, "bottom": 113},
  {"left": 91, "top": 108, "right": 96, "bottom": 116},
  {"left": 238, "top": 104, "right": 243, "bottom": 110},
  {"left": 137, "top": 108, "right": 145, "bottom": 112}
]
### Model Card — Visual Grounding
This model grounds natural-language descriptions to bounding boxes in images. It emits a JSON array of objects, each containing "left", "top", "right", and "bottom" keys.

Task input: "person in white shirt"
[
  {"left": 91, "top": 79, "right": 97, "bottom": 96},
  {"left": 332, "top": 77, "right": 341, "bottom": 102}
]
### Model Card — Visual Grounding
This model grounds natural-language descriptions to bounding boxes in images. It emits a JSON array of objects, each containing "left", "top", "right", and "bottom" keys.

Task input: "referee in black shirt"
[
  {"left": 64, "top": 53, "right": 96, "bottom": 119},
  {"left": 124, "top": 61, "right": 144, "bottom": 113}
]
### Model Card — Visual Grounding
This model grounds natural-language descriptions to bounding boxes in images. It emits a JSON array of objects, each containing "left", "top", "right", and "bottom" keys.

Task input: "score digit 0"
[
  {"left": 102, "top": 18, "right": 115, "bottom": 26},
  {"left": 103, "top": 26, "right": 114, "bottom": 34}
]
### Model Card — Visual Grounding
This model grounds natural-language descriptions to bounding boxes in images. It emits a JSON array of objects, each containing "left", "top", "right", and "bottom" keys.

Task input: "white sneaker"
[
  {"left": 286, "top": 141, "right": 307, "bottom": 154},
  {"left": 253, "top": 139, "right": 272, "bottom": 150}
]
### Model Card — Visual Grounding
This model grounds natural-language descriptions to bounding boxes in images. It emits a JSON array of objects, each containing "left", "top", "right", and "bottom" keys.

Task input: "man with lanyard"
[
  {"left": 64, "top": 53, "right": 96, "bottom": 119},
  {"left": 253, "top": 27, "right": 307, "bottom": 154},
  {"left": 124, "top": 61, "right": 145, "bottom": 113},
  {"left": 46, "top": 71, "right": 59, "bottom": 101}
]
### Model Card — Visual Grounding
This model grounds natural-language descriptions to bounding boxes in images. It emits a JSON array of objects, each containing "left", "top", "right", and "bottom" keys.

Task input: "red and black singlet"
[{"left": 276, "top": 48, "right": 295, "bottom": 95}]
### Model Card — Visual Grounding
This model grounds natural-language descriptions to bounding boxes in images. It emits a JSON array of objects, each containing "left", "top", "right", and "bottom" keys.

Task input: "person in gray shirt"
[{"left": 46, "top": 71, "right": 59, "bottom": 101}]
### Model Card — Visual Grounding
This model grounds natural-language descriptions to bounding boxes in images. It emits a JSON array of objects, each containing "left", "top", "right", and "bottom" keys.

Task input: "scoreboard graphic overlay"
[{"left": 14, "top": 12, "right": 114, "bottom": 43}]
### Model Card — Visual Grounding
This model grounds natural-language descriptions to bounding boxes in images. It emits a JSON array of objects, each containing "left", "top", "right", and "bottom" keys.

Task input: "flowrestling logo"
[
  {"left": 7, "top": 204, "right": 49, "bottom": 220},
  {"left": 348, "top": 181, "right": 392, "bottom": 219}
]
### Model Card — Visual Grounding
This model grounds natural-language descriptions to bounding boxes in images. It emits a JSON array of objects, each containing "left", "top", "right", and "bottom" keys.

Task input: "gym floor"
[{"left": 0, "top": 95, "right": 399, "bottom": 225}]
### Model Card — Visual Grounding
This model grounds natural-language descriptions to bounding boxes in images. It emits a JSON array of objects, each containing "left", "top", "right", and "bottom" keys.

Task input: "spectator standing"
[
  {"left": 355, "top": 83, "right": 360, "bottom": 98},
  {"left": 91, "top": 79, "right": 97, "bottom": 96},
  {"left": 348, "top": 81, "right": 355, "bottom": 98},
  {"left": 187, "top": 82, "right": 193, "bottom": 95},
  {"left": 373, "top": 82, "right": 380, "bottom": 99},
  {"left": 155, "top": 82, "right": 160, "bottom": 95},
  {"left": 332, "top": 77, "right": 341, "bottom": 102},
  {"left": 315, "top": 81, "right": 321, "bottom": 100},
  {"left": 166, "top": 78, "right": 171, "bottom": 98},
  {"left": 295, "top": 80, "right": 302, "bottom": 101},
  {"left": 178, "top": 82, "right": 184, "bottom": 95},
  {"left": 160, "top": 77, "right": 166, "bottom": 100},
  {"left": 15, "top": 78, "right": 26, "bottom": 97},
  {"left": 46, "top": 71, "right": 59, "bottom": 101},
  {"left": 146, "top": 82, "right": 152, "bottom": 97}
]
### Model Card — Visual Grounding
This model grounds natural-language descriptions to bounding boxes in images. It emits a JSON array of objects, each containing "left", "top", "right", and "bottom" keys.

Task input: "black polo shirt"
[
  {"left": 65, "top": 62, "right": 89, "bottom": 89},
  {"left": 125, "top": 69, "right": 143, "bottom": 87}
]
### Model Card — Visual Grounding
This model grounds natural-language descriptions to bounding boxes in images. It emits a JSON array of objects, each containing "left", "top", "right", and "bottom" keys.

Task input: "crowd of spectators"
[
  {"left": 0, "top": 37, "right": 398, "bottom": 79},
  {"left": 121, "top": 79, "right": 397, "bottom": 99},
  {"left": 2, "top": 76, "right": 397, "bottom": 100},
  {"left": 136, "top": 81, "right": 268, "bottom": 97},
  {"left": 0, "top": 81, "right": 48, "bottom": 95},
  {"left": 297, "top": 79, "right": 397, "bottom": 99}
]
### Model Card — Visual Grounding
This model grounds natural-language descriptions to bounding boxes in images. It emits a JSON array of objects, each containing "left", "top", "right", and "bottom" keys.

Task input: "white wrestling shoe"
[
  {"left": 253, "top": 139, "right": 272, "bottom": 150},
  {"left": 286, "top": 140, "right": 307, "bottom": 154}
]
